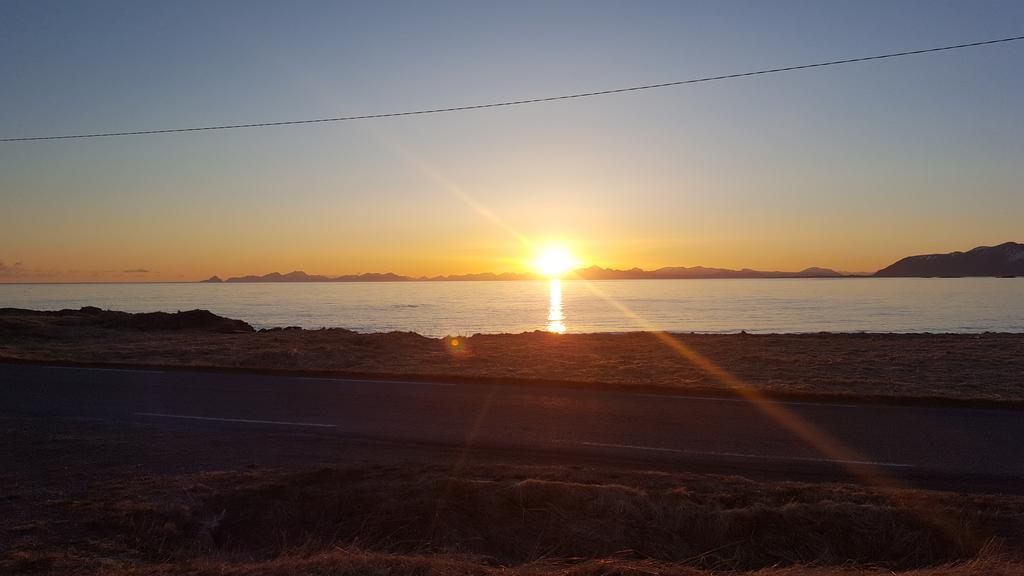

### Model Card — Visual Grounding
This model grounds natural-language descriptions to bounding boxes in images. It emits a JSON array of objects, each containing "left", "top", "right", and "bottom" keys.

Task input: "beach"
[{"left": 2, "top": 307, "right": 1022, "bottom": 403}]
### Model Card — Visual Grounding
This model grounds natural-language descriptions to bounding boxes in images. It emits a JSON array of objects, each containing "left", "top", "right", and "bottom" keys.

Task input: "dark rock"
[{"left": 0, "top": 307, "right": 253, "bottom": 333}]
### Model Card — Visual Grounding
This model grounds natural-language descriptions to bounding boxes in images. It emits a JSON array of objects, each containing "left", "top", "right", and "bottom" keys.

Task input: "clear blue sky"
[{"left": 1, "top": 1, "right": 1022, "bottom": 280}]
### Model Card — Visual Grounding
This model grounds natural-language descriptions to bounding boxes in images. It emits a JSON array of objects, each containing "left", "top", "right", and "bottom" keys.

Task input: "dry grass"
[
  {"left": 2, "top": 308, "right": 1024, "bottom": 402},
  {"left": 4, "top": 463, "right": 1023, "bottom": 575},
  {"left": 16, "top": 550, "right": 1023, "bottom": 576}
]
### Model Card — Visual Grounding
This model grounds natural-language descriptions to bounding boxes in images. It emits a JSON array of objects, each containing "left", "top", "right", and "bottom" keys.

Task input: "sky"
[{"left": 1, "top": 1, "right": 1023, "bottom": 282}]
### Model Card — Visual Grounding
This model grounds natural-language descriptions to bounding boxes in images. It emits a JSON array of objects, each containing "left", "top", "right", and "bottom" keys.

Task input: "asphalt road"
[{"left": 2, "top": 363, "right": 1022, "bottom": 493}]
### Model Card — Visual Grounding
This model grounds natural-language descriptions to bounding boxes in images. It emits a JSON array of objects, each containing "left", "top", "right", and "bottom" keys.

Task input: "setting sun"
[{"left": 532, "top": 245, "right": 579, "bottom": 277}]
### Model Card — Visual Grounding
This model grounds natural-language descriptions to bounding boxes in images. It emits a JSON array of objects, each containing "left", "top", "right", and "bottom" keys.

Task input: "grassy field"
[
  {"left": 2, "top": 307, "right": 1023, "bottom": 402},
  {"left": 4, "top": 461, "right": 1024, "bottom": 575}
]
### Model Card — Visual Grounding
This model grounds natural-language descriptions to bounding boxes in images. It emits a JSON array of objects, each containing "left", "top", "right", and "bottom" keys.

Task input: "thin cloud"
[
  {"left": 0, "top": 261, "right": 148, "bottom": 282},
  {"left": 0, "top": 260, "right": 24, "bottom": 276}
]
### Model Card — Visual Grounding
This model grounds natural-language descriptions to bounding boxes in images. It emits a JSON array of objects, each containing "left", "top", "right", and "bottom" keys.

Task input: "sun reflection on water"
[{"left": 546, "top": 278, "right": 566, "bottom": 333}]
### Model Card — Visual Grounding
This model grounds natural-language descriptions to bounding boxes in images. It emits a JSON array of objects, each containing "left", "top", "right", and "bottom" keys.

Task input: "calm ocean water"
[{"left": 1, "top": 278, "right": 1021, "bottom": 336}]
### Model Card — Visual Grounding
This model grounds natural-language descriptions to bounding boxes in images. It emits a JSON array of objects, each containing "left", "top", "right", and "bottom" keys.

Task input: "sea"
[{"left": 1, "top": 278, "right": 1021, "bottom": 336}]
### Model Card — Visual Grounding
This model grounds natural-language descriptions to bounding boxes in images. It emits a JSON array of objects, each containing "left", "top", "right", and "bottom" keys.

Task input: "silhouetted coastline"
[{"left": 200, "top": 242, "right": 1022, "bottom": 283}]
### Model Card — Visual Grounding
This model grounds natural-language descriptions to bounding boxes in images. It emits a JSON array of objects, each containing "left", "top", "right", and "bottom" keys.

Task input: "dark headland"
[{"left": 874, "top": 241, "right": 1024, "bottom": 277}]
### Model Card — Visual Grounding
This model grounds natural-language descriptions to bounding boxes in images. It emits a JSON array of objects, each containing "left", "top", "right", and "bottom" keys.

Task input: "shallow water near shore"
[{"left": 1, "top": 277, "right": 1021, "bottom": 336}]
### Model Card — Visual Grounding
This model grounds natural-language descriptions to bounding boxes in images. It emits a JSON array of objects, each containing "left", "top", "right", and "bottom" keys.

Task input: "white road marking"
[
  {"left": 133, "top": 412, "right": 337, "bottom": 428},
  {"left": 293, "top": 376, "right": 456, "bottom": 387},
  {"left": 579, "top": 441, "right": 914, "bottom": 468},
  {"left": 636, "top": 393, "right": 860, "bottom": 409}
]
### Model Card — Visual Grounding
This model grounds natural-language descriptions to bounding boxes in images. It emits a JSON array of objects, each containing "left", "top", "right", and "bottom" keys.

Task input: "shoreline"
[{"left": 2, "top": 307, "right": 1023, "bottom": 405}]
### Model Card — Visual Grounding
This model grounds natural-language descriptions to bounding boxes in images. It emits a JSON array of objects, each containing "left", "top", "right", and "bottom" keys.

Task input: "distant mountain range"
[
  {"left": 199, "top": 242, "right": 1022, "bottom": 283},
  {"left": 202, "top": 271, "right": 411, "bottom": 283},
  {"left": 200, "top": 265, "right": 846, "bottom": 283},
  {"left": 574, "top": 265, "right": 844, "bottom": 280},
  {"left": 874, "top": 242, "right": 1024, "bottom": 277}
]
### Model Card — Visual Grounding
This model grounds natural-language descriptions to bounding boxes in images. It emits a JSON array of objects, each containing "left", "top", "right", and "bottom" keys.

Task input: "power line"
[{"left": 3, "top": 35, "right": 1022, "bottom": 143}]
